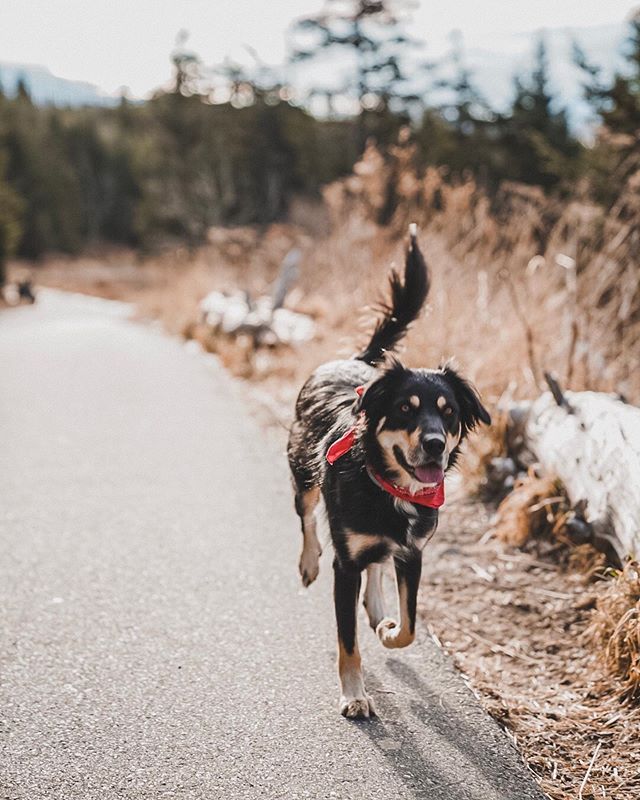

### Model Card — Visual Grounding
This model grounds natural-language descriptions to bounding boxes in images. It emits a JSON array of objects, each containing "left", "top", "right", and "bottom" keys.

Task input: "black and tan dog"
[{"left": 287, "top": 226, "right": 490, "bottom": 718}]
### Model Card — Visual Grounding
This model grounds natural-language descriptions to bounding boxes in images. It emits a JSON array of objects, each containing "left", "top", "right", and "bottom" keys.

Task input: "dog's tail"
[{"left": 357, "top": 223, "right": 430, "bottom": 366}]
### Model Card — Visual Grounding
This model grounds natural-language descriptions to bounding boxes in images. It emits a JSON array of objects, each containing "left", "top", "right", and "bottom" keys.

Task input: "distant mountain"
[{"left": 0, "top": 63, "right": 118, "bottom": 107}]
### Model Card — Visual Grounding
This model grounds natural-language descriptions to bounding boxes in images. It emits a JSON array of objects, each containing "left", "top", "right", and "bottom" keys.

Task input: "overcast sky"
[{"left": 1, "top": 0, "right": 638, "bottom": 97}]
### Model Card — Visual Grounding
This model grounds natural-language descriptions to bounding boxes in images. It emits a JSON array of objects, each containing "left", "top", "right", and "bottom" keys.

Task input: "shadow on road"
[{"left": 351, "top": 658, "right": 537, "bottom": 800}]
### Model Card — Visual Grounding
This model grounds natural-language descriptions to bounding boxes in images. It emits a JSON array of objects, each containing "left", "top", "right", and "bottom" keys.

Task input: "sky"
[{"left": 0, "top": 0, "right": 638, "bottom": 97}]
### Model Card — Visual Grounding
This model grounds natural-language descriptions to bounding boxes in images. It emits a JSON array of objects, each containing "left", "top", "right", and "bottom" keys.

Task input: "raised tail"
[{"left": 357, "top": 223, "right": 430, "bottom": 366}]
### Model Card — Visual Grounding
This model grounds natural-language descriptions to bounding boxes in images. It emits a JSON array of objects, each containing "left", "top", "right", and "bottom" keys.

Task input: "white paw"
[
  {"left": 376, "top": 618, "right": 415, "bottom": 649},
  {"left": 299, "top": 547, "right": 321, "bottom": 587},
  {"left": 340, "top": 694, "right": 376, "bottom": 719}
]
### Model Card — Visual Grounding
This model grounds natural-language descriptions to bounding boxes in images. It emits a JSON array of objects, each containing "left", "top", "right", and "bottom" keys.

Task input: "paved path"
[{"left": 0, "top": 292, "right": 544, "bottom": 800}]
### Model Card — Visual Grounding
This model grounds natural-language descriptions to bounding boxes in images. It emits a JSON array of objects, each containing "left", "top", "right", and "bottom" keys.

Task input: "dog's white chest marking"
[{"left": 394, "top": 498, "right": 419, "bottom": 517}]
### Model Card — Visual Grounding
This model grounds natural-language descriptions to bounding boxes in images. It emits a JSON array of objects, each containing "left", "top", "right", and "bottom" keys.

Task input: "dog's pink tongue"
[{"left": 414, "top": 464, "right": 444, "bottom": 485}]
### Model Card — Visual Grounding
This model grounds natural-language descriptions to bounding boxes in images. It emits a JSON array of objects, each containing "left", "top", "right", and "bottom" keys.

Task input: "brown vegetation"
[
  {"left": 491, "top": 474, "right": 567, "bottom": 547},
  {"left": 425, "top": 503, "right": 640, "bottom": 800},
  {"left": 589, "top": 562, "right": 640, "bottom": 699}
]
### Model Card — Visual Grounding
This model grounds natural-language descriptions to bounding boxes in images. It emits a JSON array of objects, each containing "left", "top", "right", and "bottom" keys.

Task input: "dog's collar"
[
  {"left": 325, "top": 386, "right": 445, "bottom": 509},
  {"left": 366, "top": 467, "right": 445, "bottom": 508}
]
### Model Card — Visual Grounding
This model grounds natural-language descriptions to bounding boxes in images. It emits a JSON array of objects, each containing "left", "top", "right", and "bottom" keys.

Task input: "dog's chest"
[{"left": 343, "top": 503, "right": 438, "bottom": 561}]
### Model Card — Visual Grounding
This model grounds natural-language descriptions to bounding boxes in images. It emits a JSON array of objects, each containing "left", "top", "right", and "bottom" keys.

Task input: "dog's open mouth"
[
  {"left": 413, "top": 463, "right": 444, "bottom": 486},
  {"left": 393, "top": 446, "right": 444, "bottom": 487}
]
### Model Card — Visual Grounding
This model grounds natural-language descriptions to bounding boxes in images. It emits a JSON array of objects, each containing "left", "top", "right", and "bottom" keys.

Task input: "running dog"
[{"left": 287, "top": 226, "right": 490, "bottom": 718}]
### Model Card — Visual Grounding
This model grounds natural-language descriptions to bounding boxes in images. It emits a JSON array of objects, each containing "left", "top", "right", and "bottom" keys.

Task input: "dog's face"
[{"left": 355, "top": 361, "right": 490, "bottom": 491}]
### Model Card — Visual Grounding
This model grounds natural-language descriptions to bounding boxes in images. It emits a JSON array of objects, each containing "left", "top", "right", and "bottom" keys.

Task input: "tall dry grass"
[{"left": 316, "top": 139, "right": 639, "bottom": 405}]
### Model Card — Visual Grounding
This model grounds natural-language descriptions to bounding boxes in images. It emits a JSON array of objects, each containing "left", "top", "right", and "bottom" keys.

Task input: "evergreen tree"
[
  {"left": 16, "top": 76, "right": 31, "bottom": 102},
  {"left": 499, "top": 37, "right": 580, "bottom": 188},
  {"left": 575, "top": 13, "right": 640, "bottom": 135},
  {"left": 574, "top": 13, "right": 640, "bottom": 202},
  {"left": 418, "top": 31, "right": 501, "bottom": 183},
  {"left": 289, "top": 0, "right": 419, "bottom": 148},
  {"left": 0, "top": 150, "right": 23, "bottom": 286},
  {"left": 171, "top": 30, "right": 202, "bottom": 96}
]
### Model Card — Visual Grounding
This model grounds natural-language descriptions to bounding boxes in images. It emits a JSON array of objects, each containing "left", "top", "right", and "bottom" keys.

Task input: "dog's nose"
[{"left": 421, "top": 436, "right": 445, "bottom": 457}]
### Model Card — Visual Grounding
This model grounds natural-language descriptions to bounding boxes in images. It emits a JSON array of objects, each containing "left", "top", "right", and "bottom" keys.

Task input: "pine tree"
[
  {"left": 575, "top": 13, "right": 640, "bottom": 135},
  {"left": 289, "top": 0, "right": 419, "bottom": 147},
  {"left": 0, "top": 151, "right": 23, "bottom": 286},
  {"left": 574, "top": 13, "right": 640, "bottom": 201},
  {"left": 499, "top": 37, "right": 580, "bottom": 188},
  {"left": 171, "top": 30, "right": 202, "bottom": 96},
  {"left": 16, "top": 76, "right": 31, "bottom": 102}
]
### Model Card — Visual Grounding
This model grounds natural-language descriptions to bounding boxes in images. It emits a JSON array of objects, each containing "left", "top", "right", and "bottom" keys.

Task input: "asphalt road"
[{"left": 0, "top": 291, "right": 545, "bottom": 800}]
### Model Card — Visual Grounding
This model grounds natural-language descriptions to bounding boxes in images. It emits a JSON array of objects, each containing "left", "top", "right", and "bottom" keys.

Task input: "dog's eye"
[
  {"left": 399, "top": 403, "right": 410, "bottom": 414},
  {"left": 443, "top": 406, "right": 453, "bottom": 417}
]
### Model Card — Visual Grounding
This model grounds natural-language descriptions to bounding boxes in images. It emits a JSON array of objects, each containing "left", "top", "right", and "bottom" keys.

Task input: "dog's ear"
[
  {"left": 440, "top": 364, "right": 491, "bottom": 435},
  {"left": 353, "top": 359, "right": 406, "bottom": 417},
  {"left": 353, "top": 376, "right": 387, "bottom": 417}
]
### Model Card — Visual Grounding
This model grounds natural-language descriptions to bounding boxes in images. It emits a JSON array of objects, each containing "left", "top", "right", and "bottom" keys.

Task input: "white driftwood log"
[{"left": 518, "top": 390, "right": 640, "bottom": 562}]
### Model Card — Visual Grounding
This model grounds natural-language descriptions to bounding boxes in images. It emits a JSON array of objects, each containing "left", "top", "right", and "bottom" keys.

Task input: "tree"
[
  {"left": 415, "top": 31, "right": 502, "bottom": 183},
  {"left": 16, "top": 76, "right": 31, "bottom": 102},
  {"left": 438, "top": 31, "right": 489, "bottom": 136},
  {"left": 171, "top": 30, "right": 202, "bottom": 96},
  {"left": 0, "top": 151, "right": 23, "bottom": 286},
  {"left": 575, "top": 13, "right": 640, "bottom": 136},
  {"left": 498, "top": 37, "right": 580, "bottom": 188},
  {"left": 574, "top": 13, "right": 640, "bottom": 202},
  {"left": 288, "top": 0, "right": 421, "bottom": 148}
]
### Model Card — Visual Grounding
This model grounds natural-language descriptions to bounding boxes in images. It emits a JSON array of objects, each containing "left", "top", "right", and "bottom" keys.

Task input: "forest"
[{"left": 1, "top": 3, "right": 639, "bottom": 285}]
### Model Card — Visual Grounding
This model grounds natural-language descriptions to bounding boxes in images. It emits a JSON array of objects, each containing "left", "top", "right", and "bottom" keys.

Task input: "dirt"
[{"left": 426, "top": 499, "right": 640, "bottom": 800}]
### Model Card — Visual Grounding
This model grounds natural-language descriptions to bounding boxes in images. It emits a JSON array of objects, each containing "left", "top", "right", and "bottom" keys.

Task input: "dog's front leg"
[
  {"left": 333, "top": 558, "right": 375, "bottom": 719},
  {"left": 376, "top": 549, "right": 421, "bottom": 649}
]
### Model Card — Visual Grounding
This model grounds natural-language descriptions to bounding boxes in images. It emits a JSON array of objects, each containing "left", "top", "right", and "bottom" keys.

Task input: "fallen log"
[
  {"left": 508, "top": 382, "right": 640, "bottom": 563},
  {"left": 198, "top": 248, "right": 315, "bottom": 348}
]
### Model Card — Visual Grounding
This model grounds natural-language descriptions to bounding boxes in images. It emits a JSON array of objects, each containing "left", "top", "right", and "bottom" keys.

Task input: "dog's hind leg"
[
  {"left": 376, "top": 549, "right": 421, "bottom": 649},
  {"left": 363, "top": 562, "right": 387, "bottom": 630},
  {"left": 334, "top": 558, "right": 375, "bottom": 719},
  {"left": 295, "top": 487, "right": 322, "bottom": 587}
]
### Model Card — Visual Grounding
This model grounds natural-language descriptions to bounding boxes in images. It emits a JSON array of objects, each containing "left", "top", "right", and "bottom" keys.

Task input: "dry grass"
[
  {"left": 425, "top": 503, "right": 640, "bottom": 800},
  {"left": 589, "top": 562, "right": 640, "bottom": 699},
  {"left": 491, "top": 473, "right": 568, "bottom": 547}
]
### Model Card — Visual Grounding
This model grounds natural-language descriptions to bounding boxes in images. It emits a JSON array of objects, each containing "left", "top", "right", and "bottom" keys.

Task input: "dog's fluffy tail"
[{"left": 357, "top": 223, "right": 430, "bottom": 366}]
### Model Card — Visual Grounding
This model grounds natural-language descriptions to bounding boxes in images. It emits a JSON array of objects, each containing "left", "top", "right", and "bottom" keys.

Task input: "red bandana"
[
  {"left": 367, "top": 469, "right": 445, "bottom": 508},
  {"left": 325, "top": 387, "right": 445, "bottom": 509}
]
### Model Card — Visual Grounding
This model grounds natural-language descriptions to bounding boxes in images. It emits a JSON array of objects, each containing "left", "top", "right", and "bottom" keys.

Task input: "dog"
[{"left": 287, "top": 225, "right": 490, "bottom": 719}]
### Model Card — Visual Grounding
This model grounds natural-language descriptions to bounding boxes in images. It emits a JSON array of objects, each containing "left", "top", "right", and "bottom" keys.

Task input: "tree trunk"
[{"left": 510, "top": 390, "right": 640, "bottom": 563}]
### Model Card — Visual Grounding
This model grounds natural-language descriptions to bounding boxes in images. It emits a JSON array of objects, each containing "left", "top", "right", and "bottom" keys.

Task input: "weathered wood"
[
  {"left": 198, "top": 248, "right": 314, "bottom": 347},
  {"left": 510, "top": 390, "right": 640, "bottom": 562}
]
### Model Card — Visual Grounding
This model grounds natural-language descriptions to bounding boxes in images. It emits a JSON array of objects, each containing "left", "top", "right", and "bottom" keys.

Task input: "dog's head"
[{"left": 355, "top": 360, "right": 490, "bottom": 491}]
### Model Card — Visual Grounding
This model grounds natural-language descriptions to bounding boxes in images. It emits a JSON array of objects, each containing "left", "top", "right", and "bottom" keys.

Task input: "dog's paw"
[
  {"left": 340, "top": 694, "right": 376, "bottom": 719},
  {"left": 299, "top": 547, "right": 321, "bottom": 587},
  {"left": 376, "top": 618, "right": 415, "bottom": 649}
]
